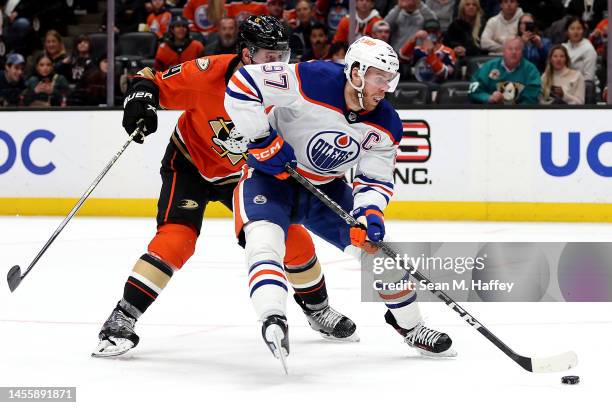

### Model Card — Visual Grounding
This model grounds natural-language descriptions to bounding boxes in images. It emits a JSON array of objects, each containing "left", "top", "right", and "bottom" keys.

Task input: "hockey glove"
[
  {"left": 122, "top": 78, "right": 159, "bottom": 143},
  {"left": 247, "top": 128, "right": 296, "bottom": 180},
  {"left": 350, "top": 205, "right": 385, "bottom": 251}
]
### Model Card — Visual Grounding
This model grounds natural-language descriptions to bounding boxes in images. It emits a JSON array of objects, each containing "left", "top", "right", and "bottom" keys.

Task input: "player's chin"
[{"left": 366, "top": 95, "right": 384, "bottom": 110}]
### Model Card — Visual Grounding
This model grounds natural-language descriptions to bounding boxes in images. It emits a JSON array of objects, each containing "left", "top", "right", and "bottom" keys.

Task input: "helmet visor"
[
  {"left": 364, "top": 68, "right": 400, "bottom": 93},
  {"left": 251, "top": 48, "right": 291, "bottom": 64}
]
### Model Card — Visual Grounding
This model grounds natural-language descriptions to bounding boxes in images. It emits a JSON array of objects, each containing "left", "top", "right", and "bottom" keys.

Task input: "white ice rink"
[{"left": 0, "top": 216, "right": 609, "bottom": 407}]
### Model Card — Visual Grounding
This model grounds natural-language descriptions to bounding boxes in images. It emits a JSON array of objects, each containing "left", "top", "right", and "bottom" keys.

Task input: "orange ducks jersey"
[{"left": 140, "top": 54, "right": 246, "bottom": 184}]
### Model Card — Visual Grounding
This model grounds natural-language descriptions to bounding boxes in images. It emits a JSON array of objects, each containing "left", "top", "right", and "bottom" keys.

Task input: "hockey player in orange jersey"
[{"left": 92, "top": 16, "right": 358, "bottom": 358}]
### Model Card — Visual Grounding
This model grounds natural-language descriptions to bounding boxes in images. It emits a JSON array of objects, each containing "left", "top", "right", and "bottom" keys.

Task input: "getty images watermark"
[{"left": 361, "top": 243, "right": 612, "bottom": 302}]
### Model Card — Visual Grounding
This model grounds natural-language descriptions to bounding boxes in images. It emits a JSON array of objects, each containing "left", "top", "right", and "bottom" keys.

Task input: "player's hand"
[
  {"left": 454, "top": 46, "right": 466, "bottom": 57},
  {"left": 247, "top": 128, "right": 296, "bottom": 179},
  {"left": 350, "top": 205, "right": 385, "bottom": 249},
  {"left": 413, "top": 30, "right": 428, "bottom": 40},
  {"left": 489, "top": 91, "right": 504, "bottom": 104},
  {"left": 122, "top": 79, "right": 159, "bottom": 143}
]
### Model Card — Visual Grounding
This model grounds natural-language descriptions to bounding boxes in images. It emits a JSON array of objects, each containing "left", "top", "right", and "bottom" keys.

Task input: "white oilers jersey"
[{"left": 224, "top": 60, "right": 403, "bottom": 211}]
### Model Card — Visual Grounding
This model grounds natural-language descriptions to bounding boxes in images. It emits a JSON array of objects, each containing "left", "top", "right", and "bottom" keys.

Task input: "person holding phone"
[
  {"left": 540, "top": 44, "right": 585, "bottom": 105},
  {"left": 517, "top": 13, "right": 551, "bottom": 72}
]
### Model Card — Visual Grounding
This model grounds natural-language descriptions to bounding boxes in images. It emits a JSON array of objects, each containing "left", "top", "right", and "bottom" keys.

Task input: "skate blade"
[
  {"left": 91, "top": 338, "right": 135, "bottom": 358},
  {"left": 266, "top": 325, "right": 289, "bottom": 375},
  {"left": 319, "top": 331, "right": 360, "bottom": 342},
  {"left": 416, "top": 347, "right": 458, "bottom": 359}
]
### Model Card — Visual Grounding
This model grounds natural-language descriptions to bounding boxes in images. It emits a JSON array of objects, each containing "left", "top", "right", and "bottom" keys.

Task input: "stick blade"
[
  {"left": 531, "top": 351, "right": 578, "bottom": 373},
  {"left": 7, "top": 265, "right": 22, "bottom": 292}
]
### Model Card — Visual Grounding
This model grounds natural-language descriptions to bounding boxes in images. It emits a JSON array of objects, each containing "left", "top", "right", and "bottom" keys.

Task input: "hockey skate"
[
  {"left": 294, "top": 294, "right": 359, "bottom": 342},
  {"left": 262, "top": 314, "right": 290, "bottom": 374},
  {"left": 91, "top": 304, "right": 140, "bottom": 358},
  {"left": 385, "top": 310, "right": 456, "bottom": 357}
]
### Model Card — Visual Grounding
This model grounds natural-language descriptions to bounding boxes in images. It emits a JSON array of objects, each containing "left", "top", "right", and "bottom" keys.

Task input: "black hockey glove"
[{"left": 122, "top": 79, "right": 159, "bottom": 143}]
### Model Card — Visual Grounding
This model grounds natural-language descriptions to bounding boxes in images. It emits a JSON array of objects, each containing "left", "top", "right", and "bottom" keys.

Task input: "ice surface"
[{"left": 0, "top": 217, "right": 609, "bottom": 407}]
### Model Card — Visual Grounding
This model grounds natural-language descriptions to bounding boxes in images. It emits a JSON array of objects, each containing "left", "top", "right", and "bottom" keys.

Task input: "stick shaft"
[{"left": 21, "top": 129, "right": 139, "bottom": 279}]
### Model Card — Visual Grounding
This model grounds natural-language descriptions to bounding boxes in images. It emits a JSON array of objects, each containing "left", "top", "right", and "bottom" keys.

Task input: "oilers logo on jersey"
[
  {"left": 307, "top": 131, "right": 360, "bottom": 172},
  {"left": 210, "top": 118, "right": 249, "bottom": 165}
]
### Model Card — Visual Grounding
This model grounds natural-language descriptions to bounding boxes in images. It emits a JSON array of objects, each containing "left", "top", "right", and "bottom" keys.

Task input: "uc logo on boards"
[
  {"left": 0, "top": 130, "right": 56, "bottom": 175},
  {"left": 541, "top": 132, "right": 612, "bottom": 177}
]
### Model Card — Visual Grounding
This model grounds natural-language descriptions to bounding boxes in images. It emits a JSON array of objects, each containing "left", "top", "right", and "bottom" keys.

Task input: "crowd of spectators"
[{"left": 0, "top": 0, "right": 610, "bottom": 106}]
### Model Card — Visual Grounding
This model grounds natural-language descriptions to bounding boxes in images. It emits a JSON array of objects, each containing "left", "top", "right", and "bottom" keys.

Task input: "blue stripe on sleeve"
[
  {"left": 226, "top": 87, "right": 261, "bottom": 103},
  {"left": 238, "top": 67, "right": 263, "bottom": 102},
  {"left": 354, "top": 174, "right": 394, "bottom": 189}
]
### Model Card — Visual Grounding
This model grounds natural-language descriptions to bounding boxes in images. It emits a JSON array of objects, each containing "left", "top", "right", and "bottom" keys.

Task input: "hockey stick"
[
  {"left": 6, "top": 125, "right": 144, "bottom": 292},
  {"left": 285, "top": 164, "right": 578, "bottom": 373}
]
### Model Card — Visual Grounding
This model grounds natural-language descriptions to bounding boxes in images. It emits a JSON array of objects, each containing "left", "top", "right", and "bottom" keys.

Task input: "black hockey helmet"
[{"left": 238, "top": 15, "right": 290, "bottom": 63}]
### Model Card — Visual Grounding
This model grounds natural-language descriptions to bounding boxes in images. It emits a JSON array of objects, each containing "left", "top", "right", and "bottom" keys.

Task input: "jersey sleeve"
[
  {"left": 146, "top": 59, "right": 216, "bottom": 111},
  {"left": 224, "top": 62, "right": 302, "bottom": 141},
  {"left": 352, "top": 116, "right": 402, "bottom": 212}
]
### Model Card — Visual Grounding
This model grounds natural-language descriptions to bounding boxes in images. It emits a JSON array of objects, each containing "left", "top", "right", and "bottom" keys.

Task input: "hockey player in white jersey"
[{"left": 224, "top": 36, "right": 455, "bottom": 368}]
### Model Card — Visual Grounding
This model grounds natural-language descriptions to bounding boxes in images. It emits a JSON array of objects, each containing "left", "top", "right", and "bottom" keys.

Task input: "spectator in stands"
[
  {"left": 329, "top": 40, "right": 348, "bottom": 63},
  {"left": 425, "top": 0, "right": 456, "bottom": 32},
  {"left": 540, "top": 44, "right": 585, "bottom": 105},
  {"left": 400, "top": 19, "right": 456, "bottom": 84},
  {"left": 204, "top": 16, "right": 238, "bottom": 55},
  {"left": 385, "top": 0, "right": 438, "bottom": 54},
  {"left": 22, "top": 54, "right": 70, "bottom": 106},
  {"left": 154, "top": 16, "right": 205, "bottom": 70},
  {"left": 373, "top": 0, "right": 396, "bottom": 18},
  {"left": 478, "top": 0, "right": 499, "bottom": 20},
  {"left": 147, "top": 0, "right": 172, "bottom": 38},
  {"left": 320, "top": 0, "right": 349, "bottom": 36},
  {"left": 444, "top": 0, "right": 483, "bottom": 58},
  {"left": 81, "top": 56, "right": 108, "bottom": 106},
  {"left": 480, "top": 0, "right": 523, "bottom": 55},
  {"left": 588, "top": 17, "right": 607, "bottom": 56},
  {"left": 520, "top": 0, "right": 565, "bottom": 32},
  {"left": 226, "top": 0, "right": 269, "bottom": 25},
  {"left": 183, "top": 0, "right": 224, "bottom": 33},
  {"left": 565, "top": 0, "right": 606, "bottom": 31},
  {"left": 371, "top": 20, "right": 391, "bottom": 43},
  {"left": 60, "top": 34, "right": 95, "bottom": 84},
  {"left": 26, "top": 30, "right": 68, "bottom": 77},
  {"left": 518, "top": 13, "right": 551, "bottom": 72},
  {"left": 0, "top": 1, "right": 31, "bottom": 55},
  {"left": 0, "top": 52, "right": 26, "bottom": 106},
  {"left": 288, "top": 0, "right": 316, "bottom": 61},
  {"left": 301, "top": 22, "right": 330, "bottom": 61},
  {"left": 102, "top": 0, "right": 148, "bottom": 34},
  {"left": 545, "top": 15, "right": 571, "bottom": 45},
  {"left": 563, "top": 16, "right": 597, "bottom": 82},
  {"left": 267, "top": 0, "right": 285, "bottom": 20},
  {"left": 332, "top": 0, "right": 382, "bottom": 44},
  {"left": 469, "top": 36, "right": 541, "bottom": 104}
]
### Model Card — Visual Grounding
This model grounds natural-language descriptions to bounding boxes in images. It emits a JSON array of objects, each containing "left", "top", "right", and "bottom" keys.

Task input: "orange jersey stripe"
[
  {"left": 163, "top": 151, "right": 178, "bottom": 223},
  {"left": 230, "top": 76, "right": 258, "bottom": 99},
  {"left": 249, "top": 270, "right": 286, "bottom": 286}
]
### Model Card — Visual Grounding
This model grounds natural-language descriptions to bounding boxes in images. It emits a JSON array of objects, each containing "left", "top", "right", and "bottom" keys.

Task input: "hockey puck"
[{"left": 561, "top": 375, "right": 580, "bottom": 385}]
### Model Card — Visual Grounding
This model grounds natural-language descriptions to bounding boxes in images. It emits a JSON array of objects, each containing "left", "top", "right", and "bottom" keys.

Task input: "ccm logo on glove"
[{"left": 250, "top": 135, "right": 284, "bottom": 160}]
